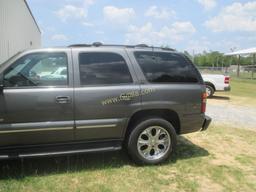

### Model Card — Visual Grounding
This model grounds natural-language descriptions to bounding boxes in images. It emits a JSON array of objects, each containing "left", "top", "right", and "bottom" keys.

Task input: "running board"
[
  {"left": 0, "top": 140, "right": 122, "bottom": 160},
  {"left": 23, "top": 146, "right": 121, "bottom": 158}
]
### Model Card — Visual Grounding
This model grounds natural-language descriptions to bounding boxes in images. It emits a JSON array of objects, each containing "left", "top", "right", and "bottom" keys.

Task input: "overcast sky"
[{"left": 27, "top": 0, "right": 256, "bottom": 53}]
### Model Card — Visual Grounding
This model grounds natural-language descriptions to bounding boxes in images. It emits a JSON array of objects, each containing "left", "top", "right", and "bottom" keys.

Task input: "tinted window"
[
  {"left": 134, "top": 51, "right": 198, "bottom": 83},
  {"left": 79, "top": 52, "right": 133, "bottom": 85},
  {"left": 4, "top": 52, "right": 68, "bottom": 87}
]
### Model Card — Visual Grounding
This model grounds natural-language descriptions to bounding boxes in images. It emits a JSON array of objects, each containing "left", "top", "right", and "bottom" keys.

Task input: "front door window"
[{"left": 4, "top": 52, "right": 68, "bottom": 87}]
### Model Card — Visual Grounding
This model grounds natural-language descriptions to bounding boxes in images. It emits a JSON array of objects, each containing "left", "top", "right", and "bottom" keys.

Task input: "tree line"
[{"left": 183, "top": 51, "right": 255, "bottom": 67}]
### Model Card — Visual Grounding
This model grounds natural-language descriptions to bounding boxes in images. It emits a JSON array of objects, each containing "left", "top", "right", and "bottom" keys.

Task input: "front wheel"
[{"left": 127, "top": 118, "right": 177, "bottom": 165}]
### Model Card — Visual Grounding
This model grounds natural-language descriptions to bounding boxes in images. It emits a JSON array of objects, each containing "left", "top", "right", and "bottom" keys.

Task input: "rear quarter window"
[{"left": 134, "top": 51, "right": 199, "bottom": 83}]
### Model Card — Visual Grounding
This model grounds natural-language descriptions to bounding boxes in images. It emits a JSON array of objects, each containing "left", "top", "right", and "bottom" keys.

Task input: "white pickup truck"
[{"left": 202, "top": 74, "right": 231, "bottom": 97}]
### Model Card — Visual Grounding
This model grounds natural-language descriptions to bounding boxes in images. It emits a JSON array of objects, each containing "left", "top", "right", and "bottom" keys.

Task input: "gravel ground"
[{"left": 206, "top": 97, "right": 256, "bottom": 130}]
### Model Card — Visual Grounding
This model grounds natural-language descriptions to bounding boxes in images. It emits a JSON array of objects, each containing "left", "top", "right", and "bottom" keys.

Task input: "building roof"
[
  {"left": 23, "top": 0, "right": 41, "bottom": 34},
  {"left": 225, "top": 47, "right": 256, "bottom": 56}
]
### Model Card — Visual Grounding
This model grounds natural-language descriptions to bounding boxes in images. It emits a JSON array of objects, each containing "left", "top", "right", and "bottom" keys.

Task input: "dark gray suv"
[{"left": 0, "top": 43, "right": 211, "bottom": 165}]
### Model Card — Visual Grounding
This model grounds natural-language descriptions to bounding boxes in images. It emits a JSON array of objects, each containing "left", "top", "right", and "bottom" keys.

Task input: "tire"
[
  {"left": 127, "top": 118, "right": 177, "bottom": 165},
  {"left": 206, "top": 85, "right": 215, "bottom": 98}
]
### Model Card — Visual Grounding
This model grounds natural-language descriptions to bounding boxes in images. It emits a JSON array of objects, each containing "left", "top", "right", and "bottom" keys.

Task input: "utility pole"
[
  {"left": 192, "top": 49, "right": 195, "bottom": 63},
  {"left": 237, "top": 55, "right": 240, "bottom": 77},
  {"left": 253, "top": 54, "right": 255, "bottom": 79}
]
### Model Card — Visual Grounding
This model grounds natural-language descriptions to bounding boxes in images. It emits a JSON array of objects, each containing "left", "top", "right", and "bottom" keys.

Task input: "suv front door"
[
  {"left": 72, "top": 49, "right": 141, "bottom": 141},
  {"left": 0, "top": 50, "right": 74, "bottom": 147}
]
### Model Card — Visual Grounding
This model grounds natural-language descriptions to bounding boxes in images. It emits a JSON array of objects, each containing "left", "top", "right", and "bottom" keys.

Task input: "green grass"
[
  {"left": 229, "top": 75, "right": 256, "bottom": 98},
  {"left": 0, "top": 124, "right": 255, "bottom": 192}
]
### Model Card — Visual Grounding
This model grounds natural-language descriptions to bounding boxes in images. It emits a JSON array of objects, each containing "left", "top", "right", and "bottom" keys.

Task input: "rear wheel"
[
  {"left": 206, "top": 85, "right": 214, "bottom": 98},
  {"left": 127, "top": 118, "right": 177, "bottom": 165}
]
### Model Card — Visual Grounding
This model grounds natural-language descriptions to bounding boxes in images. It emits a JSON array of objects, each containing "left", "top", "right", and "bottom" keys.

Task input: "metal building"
[{"left": 0, "top": 0, "right": 41, "bottom": 64}]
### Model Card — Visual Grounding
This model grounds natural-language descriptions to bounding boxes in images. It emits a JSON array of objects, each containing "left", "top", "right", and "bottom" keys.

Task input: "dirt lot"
[{"left": 207, "top": 95, "right": 256, "bottom": 130}]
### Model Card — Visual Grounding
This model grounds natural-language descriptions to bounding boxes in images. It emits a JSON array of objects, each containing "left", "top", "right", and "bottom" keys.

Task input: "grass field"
[
  {"left": 229, "top": 76, "right": 256, "bottom": 98},
  {"left": 0, "top": 77, "right": 255, "bottom": 192},
  {"left": 0, "top": 124, "right": 255, "bottom": 192}
]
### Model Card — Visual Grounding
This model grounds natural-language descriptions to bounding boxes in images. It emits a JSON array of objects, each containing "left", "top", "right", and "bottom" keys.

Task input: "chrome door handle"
[{"left": 56, "top": 96, "right": 70, "bottom": 104}]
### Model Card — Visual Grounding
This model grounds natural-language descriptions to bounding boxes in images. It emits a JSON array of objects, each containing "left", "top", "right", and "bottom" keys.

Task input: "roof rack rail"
[
  {"left": 68, "top": 43, "right": 133, "bottom": 48},
  {"left": 68, "top": 44, "right": 91, "bottom": 47},
  {"left": 161, "top": 47, "right": 175, "bottom": 51},
  {"left": 135, "top": 44, "right": 149, "bottom": 47},
  {"left": 102, "top": 44, "right": 135, "bottom": 48},
  {"left": 92, "top": 42, "right": 103, "bottom": 47},
  {"left": 68, "top": 43, "right": 176, "bottom": 51}
]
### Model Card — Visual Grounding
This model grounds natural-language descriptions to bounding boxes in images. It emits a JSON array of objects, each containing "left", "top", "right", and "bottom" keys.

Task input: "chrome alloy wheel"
[{"left": 137, "top": 126, "right": 171, "bottom": 161}]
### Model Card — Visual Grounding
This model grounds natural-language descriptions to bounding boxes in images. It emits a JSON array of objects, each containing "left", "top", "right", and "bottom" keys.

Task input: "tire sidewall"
[
  {"left": 127, "top": 118, "right": 177, "bottom": 165},
  {"left": 206, "top": 85, "right": 214, "bottom": 97}
]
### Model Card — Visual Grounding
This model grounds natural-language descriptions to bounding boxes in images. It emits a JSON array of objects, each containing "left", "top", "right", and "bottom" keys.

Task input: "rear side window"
[
  {"left": 79, "top": 52, "right": 133, "bottom": 85},
  {"left": 134, "top": 51, "right": 199, "bottom": 83}
]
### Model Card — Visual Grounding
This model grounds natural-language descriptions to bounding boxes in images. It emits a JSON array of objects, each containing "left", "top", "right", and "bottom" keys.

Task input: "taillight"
[
  {"left": 224, "top": 76, "right": 230, "bottom": 84},
  {"left": 201, "top": 92, "right": 207, "bottom": 113}
]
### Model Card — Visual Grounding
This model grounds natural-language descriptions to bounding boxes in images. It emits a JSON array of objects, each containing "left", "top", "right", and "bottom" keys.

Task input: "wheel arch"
[
  {"left": 204, "top": 81, "right": 216, "bottom": 91},
  {"left": 125, "top": 109, "right": 180, "bottom": 139}
]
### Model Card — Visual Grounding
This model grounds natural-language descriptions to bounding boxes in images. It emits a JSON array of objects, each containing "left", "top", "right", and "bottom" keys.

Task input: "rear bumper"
[
  {"left": 201, "top": 115, "right": 212, "bottom": 131},
  {"left": 224, "top": 85, "right": 231, "bottom": 91},
  {"left": 180, "top": 114, "right": 211, "bottom": 134}
]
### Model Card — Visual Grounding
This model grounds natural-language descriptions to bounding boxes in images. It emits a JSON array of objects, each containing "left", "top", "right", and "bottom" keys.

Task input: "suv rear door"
[
  {"left": 0, "top": 50, "right": 74, "bottom": 146},
  {"left": 130, "top": 51, "right": 204, "bottom": 132},
  {"left": 72, "top": 48, "right": 140, "bottom": 141}
]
